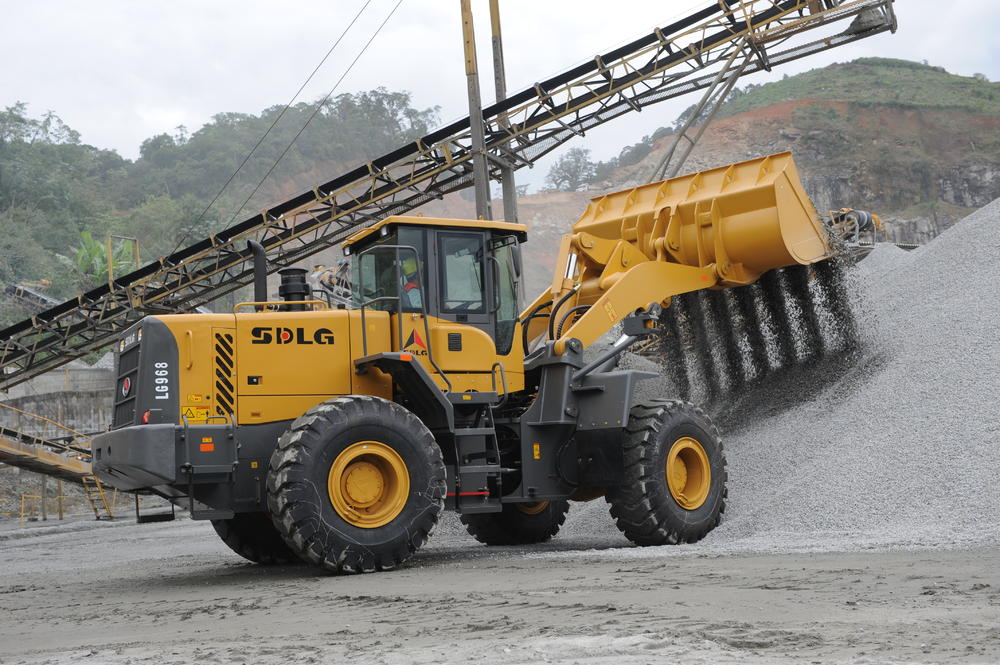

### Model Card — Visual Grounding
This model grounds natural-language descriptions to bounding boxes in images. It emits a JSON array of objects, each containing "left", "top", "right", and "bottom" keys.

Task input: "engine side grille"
[
  {"left": 214, "top": 332, "right": 235, "bottom": 417},
  {"left": 113, "top": 399, "right": 136, "bottom": 428},
  {"left": 112, "top": 346, "right": 140, "bottom": 429},
  {"left": 118, "top": 346, "right": 140, "bottom": 375}
]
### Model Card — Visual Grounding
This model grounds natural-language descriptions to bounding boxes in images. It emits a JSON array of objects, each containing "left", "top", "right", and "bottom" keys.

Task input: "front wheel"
[
  {"left": 267, "top": 395, "right": 446, "bottom": 573},
  {"left": 607, "top": 400, "right": 726, "bottom": 545}
]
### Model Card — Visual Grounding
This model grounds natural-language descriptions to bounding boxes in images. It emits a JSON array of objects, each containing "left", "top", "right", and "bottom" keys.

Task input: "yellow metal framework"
[{"left": 0, "top": 403, "right": 113, "bottom": 519}]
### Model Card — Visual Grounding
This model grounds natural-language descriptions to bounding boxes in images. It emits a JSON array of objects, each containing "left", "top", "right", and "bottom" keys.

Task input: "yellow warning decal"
[
  {"left": 182, "top": 406, "right": 210, "bottom": 421},
  {"left": 187, "top": 394, "right": 204, "bottom": 403},
  {"left": 603, "top": 301, "right": 618, "bottom": 323},
  {"left": 533, "top": 442, "right": 541, "bottom": 460}
]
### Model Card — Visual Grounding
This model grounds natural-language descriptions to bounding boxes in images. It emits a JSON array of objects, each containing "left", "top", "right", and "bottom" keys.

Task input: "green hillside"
[
  {"left": 0, "top": 90, "right": 438, "bottom": 318},
  {"left": 585, "top": 58, "right": 1000, "bottom": 178},
  {"left": 720, "top": 58, "right": 1000, "bottom": 116}
]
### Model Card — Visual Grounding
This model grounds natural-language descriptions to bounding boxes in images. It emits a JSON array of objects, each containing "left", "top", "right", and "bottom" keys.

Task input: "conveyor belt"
[
  {"left": 0, "top": 0, "right": 895, "bottom": 390},
  {"left": 0, "top": 431, "right": 92, "bottom": 483}
]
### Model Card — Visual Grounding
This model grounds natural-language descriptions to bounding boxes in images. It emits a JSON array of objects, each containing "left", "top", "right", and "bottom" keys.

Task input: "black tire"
[
  {"left": 211, "top": 512, "right": 301, "bottom": 565},
  {"left": 607, "top": 400, "right": 726, "bottom": 545},
  {"left": 267, "top": 395, "right": 446, "bottom": 573},
  {"left": 460, "top": 500, "right": 570, "bottom": 545}
]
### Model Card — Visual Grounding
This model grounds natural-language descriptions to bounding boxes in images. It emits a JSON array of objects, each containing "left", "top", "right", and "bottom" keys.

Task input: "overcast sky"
[{"left": 4, "top": 1, "right": 998, "bottom": 192}]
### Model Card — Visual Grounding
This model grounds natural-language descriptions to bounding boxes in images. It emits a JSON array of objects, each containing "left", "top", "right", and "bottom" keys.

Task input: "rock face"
[
  {"left": 513, "top": 99, "right": 1000, "bottom": 292},
  {"left": 410, "top": 59, "right": 1000, "bottom": 296}
]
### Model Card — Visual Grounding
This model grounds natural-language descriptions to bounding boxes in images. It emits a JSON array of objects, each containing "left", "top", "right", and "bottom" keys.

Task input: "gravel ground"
[
  {"left": 1, "top": 517, "right": 998, "bottom": 665},
  {"left": 1, "top": 201, "right": 998, "bottom": 664}
]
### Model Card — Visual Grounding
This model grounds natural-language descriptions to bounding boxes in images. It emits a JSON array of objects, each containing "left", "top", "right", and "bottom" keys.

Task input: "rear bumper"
[
  {"left": 92, "top": 423, "right": 236, "bottom": 493},
  {"left": 92, "top": 425, "right": 178, "bottom": 491}
]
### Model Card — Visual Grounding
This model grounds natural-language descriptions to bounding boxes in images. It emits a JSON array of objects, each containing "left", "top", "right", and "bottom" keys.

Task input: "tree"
[
  {"left": 545, "top": 148, "right": 597, "bottom": 191},
  {"left": 56, "top": 231, "right": 136, "bottom": 290}
]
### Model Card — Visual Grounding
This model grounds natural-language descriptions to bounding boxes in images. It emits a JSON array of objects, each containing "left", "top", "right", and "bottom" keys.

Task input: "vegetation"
[
  {"left": 0, "top": 91, "right": 438, "bottom": 323},
  {"left": 719, "top": 58, "right": 1000, "bottom": 117},
  {"left": 56, "top": 231, "right": 138, "bottom": 290},
  {"left": 544, "top": 148, "right": 597, "bottom": 191},
  {"left": 544, "top": 57, "right": 1000, "bottom": 192}
]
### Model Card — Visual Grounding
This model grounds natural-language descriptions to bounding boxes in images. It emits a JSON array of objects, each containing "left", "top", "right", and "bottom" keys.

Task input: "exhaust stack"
[{"left": 247, "top": 240, "right": 268, "bottom": 304}]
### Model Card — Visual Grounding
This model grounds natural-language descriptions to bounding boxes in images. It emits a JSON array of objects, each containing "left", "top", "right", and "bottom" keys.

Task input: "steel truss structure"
[{"left": 0, "top": 0, "right": 895, "bottom": 390}]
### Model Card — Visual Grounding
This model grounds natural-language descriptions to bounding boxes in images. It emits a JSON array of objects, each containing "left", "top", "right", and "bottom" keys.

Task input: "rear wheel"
[
  {"left": 460, "top": 500, "right": 570, "bottom": 545},
  {"left": 267, "top": 395, "right": 446, "bottom": 573},
  {"left": 211, "top": 512, "right": 300, "bottom": 565},
  {"left": 607, "top": 400, "right": 726, "bottom": 545}
]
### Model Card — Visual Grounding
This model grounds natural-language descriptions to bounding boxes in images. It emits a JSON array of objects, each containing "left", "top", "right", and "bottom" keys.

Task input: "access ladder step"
[
  {"left": 447, "top": 392, "right": 499, "bottom": 405},
  {"left": 454, "top": 428, "right": 496, "bottom": 437},
  {"left": 459, "top": 464, "right": 502, "bottom": 475}
]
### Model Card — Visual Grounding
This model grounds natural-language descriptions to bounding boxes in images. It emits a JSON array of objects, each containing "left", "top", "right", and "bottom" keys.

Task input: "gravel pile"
[{"left": 551, "top": 199, "right": 1000, "bottom": 554}]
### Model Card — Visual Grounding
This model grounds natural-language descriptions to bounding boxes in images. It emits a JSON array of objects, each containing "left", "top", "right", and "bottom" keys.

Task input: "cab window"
[
  {"left": 438, "top": 233, "right": 485, "bottom": 313},
  {"left": 353, "top": 227, "right": 426, "bottom": 313}
]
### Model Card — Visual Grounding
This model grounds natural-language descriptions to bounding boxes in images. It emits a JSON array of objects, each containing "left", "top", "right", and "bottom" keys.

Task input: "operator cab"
[{"left": 342, "top": 216, "right": 527, "bottom": 357}]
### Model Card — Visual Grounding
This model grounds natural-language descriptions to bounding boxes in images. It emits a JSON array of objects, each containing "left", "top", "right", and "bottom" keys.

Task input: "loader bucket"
[{"left": 573, "top": 152, "right": 832, "bottom": 285}]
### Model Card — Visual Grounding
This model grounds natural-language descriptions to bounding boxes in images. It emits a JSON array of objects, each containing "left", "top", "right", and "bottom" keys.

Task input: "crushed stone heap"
[{"left": 556, "top": 198, "right": 1000, "bottom": 554}]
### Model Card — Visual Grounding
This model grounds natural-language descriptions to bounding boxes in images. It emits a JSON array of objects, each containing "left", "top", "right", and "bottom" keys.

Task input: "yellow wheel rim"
[
  {"left": 665, "top": 437, "right": 711, "bottom": 510},
  {"left": 327, "top": 441, "right": 409, "bottom": 528},
  {"left": 514, "top": 501, "right": 549, "bottom": 515}
]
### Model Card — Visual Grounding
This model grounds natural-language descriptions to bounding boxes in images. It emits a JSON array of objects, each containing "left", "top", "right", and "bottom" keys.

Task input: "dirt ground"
[{"left": 1, "top": 516, "right": 997, "bottom": 665}]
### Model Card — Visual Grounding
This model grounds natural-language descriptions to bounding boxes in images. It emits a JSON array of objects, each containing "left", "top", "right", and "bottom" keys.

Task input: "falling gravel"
[{"left": 552, "top": 198, "right": 1000, "bottom": 555}]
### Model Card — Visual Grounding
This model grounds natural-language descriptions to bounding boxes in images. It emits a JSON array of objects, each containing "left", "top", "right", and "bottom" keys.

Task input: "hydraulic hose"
[
  {"left": 520, "top": 298, "right": 553, "bottom": 354},
  {"left": 555, "top": 304, "right": 591, "bottom": 339},
  {"left": 548, "top": 286, "right": 580, "bottom": 341}
]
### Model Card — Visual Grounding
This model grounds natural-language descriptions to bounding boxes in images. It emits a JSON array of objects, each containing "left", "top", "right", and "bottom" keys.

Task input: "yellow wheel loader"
[{"left": 93, "top": 152, "right": 861, "bottom": 572}]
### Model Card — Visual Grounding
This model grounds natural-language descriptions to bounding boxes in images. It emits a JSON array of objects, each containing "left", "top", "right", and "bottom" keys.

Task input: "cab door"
[{"left": 428, "top": 230, "right": 524, "bottom": 392}]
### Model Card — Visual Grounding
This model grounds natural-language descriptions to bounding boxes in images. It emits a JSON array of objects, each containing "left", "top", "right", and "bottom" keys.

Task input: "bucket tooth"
[
  {"left": 758, "top": 269, "right": 798, "bottom": 369},
  {"left": 683, "top": 292, "right": 721, "bottom": 406},
  {"left": 706, "top": 290, "right": 746, "bottom": 392},
  {"left": 812, "top": 258, "right": 859, "bottom": 354},
  {"left": 782, "top": 264, "right": 825, "bottom": 361},
  {"left": 659, "top": 305, "right": 692, "bottom": 401}
]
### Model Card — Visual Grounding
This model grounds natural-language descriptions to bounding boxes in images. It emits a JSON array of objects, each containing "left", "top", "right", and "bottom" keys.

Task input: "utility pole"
[
  {"left": 489, "top": 0, "right": 517, "bottom": 222},
  {"left": 460, "top": 0, "right": 493, "bottom": 220}
]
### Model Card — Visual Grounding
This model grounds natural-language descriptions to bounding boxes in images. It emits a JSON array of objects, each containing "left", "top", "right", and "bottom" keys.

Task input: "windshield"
[{"left": 438, "top": 232, "right": 485, "bottom": 313}]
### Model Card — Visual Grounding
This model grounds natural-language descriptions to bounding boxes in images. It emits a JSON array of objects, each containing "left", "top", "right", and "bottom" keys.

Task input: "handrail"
[
  {"left": 490, "top": 362, "right": 509, "bottom": 410},
  {"left": 0, "top": 402, "right": 92, "bottom": 446},
  {"left": 232, "top": 300, "right": 330, "bottom": 313}
]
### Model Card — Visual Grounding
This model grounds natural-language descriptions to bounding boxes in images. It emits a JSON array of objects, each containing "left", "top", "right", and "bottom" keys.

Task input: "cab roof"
[{"left": 342, "top": 215, "right": 528, "bottom": 252}]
